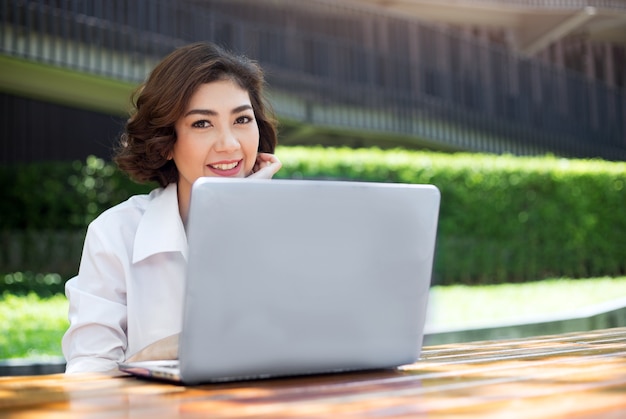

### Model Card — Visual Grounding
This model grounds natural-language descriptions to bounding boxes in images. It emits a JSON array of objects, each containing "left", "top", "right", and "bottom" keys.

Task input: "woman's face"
[{"left": 172, "top": 79, "right": 259, "bottom": 193}]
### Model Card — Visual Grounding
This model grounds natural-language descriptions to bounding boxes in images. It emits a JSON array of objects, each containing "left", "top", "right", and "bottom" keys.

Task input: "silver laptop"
[{"left": 119, "top": 178, "right": 440, "bottom": 385}]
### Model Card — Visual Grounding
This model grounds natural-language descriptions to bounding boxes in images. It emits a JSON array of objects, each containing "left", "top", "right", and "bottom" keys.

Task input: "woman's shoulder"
[
  {"left": 88, "top": 185, "right": 175, "bottom": 231},
  {"left": 98, "top": 188, "right": 157, "bottom": 216}
]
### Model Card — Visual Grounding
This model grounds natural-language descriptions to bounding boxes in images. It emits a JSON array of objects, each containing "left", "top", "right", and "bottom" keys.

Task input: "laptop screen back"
[{"left": 181, "top": 179, "right": 440, "bottom": 384}]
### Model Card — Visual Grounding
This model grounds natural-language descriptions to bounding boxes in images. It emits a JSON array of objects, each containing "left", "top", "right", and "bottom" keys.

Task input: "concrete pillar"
[
  {"left": 477, "top": 27, "right": 494, "bottom": 115},
  {"left": 604, "top": 43, "right": 616, "bottom": 88},
  {"left": 362, "top": 15, "right": 377, "bottom": 88},
  {"left": 408, "top": 23, "right": 421, "bottom": 94},
  {"left": 377, "top": 16, "right": 392, "bottom": 89},
  {"left": 585, "top": 38, "right": 596, "bottom": 81},
  {"left": 436, "top": 24, "right": 451, "bottom": 101},
  {"left": 602, "top": 43, "right": 617, "bottom": 122},
  {"left": 554, "top": 40, "right": 567, "bottom": 114},
  {"left": 585, "top": 39, "right": 598, "bottom": 128}
]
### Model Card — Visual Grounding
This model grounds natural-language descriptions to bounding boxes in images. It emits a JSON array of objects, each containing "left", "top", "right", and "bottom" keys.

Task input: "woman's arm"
[
  {"left": 125, "top": 333, "right": 179, "bottom": 363},
  {"left": 62, "top": 221, "right": 129, "bottom": 373}
]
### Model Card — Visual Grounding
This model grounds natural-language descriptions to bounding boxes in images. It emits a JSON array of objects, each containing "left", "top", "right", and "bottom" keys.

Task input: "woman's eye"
[
  {"left": 192, "top": 120, "right": 211, "bottom": 128},
  {"left": 235, "top": 115, "right": 253, "bottom": 124}
]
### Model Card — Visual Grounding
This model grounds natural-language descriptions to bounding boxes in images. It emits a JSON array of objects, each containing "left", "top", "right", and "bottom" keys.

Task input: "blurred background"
[
  {"left": 1, "top": 0, "right": 625, "bottom": 372},
  {"left": 1, "top": 0, "right": 625, "bottom": 162}
]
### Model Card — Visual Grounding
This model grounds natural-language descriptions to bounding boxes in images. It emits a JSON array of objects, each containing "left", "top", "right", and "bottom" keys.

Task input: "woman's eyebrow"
[
  {"left": 184, "top": 104, "right": 253, "bottom": 117},
  {"left": 232, "top": 104, "right": 253, "bottom": 114}
]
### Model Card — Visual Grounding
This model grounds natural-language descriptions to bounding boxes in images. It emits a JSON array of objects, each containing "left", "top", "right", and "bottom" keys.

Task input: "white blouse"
[{"left": 62, "top": 183, "right": 188, "bottom": 373}]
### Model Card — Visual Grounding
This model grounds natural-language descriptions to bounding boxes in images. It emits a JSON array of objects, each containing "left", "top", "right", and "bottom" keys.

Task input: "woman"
[{"left": 62, "top": 42, "right": 282, "bottom": 373}]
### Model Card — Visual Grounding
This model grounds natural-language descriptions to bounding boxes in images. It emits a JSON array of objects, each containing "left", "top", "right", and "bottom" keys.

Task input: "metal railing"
[
  {"left": 460, "top": 0, "right": 626, "bottom": 10},
  {"left": 1, "top": 0, "right": 624, "bottom": 160}
]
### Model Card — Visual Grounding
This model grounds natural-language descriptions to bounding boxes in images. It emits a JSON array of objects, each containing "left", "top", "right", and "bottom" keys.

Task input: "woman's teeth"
[{"left": 210, "top": 162, "right": 238, "bottom": 170}]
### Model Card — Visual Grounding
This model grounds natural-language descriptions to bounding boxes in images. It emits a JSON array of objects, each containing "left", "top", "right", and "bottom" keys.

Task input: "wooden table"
[{"left": 2, "top": 327, "right": 626, "bottom": 418}]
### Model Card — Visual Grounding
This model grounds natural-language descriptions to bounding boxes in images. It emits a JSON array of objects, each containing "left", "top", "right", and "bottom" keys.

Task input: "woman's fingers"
[{"left": 248, "top": 153, "right": 282, "bottom": 179}]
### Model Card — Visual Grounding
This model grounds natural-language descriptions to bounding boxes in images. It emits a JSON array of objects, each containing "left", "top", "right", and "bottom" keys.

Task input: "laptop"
[{"left": 119, "top": 178, "right": 440, "bottom": 385}]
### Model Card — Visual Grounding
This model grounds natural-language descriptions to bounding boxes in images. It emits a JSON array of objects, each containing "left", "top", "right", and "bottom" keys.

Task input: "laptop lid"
[{"left": 179, "top": 178, "right": 440, "bottom": 384}]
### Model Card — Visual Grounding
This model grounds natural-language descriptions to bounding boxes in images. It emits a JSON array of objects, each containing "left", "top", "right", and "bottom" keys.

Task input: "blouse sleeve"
[{"left": 62, "top": 220, "right": 129, "bottom": 373}]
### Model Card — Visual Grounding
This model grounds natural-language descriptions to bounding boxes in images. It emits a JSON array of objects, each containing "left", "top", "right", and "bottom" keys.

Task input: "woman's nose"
[{"left": 214, "top": 129, "right": 241, "bottom": 153}]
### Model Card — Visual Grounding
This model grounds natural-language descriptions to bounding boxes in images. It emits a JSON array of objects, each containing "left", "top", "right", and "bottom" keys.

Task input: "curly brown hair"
[{"left": 114, "top": 42, "right": 278, "bottom": 187}]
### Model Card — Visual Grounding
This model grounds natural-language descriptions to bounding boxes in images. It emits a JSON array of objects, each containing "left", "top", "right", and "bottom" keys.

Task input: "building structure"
[{"left": 1, "top": 0, "right": 624, "bottom": 163}]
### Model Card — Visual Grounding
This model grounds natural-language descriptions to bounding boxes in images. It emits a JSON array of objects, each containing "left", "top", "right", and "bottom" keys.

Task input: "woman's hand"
[
  {"left": 126, "top": 333, "right": 179, "bottom": 362},
  {"left": 247, "top": 153, "right": 282, "bottom": 179}
]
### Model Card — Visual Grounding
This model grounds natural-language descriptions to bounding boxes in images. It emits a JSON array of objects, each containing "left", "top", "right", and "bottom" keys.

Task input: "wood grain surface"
[{"left": 2, "top": 327, "right": 625, "bottom": 418}]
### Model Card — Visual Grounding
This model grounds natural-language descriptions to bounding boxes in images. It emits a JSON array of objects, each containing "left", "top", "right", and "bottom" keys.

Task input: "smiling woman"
[
  {"left": 61, "top": 42, "right": 282, "bottom": 374},
  {"left": 114, "top": 42, "right": 280, "bottom": 188}
]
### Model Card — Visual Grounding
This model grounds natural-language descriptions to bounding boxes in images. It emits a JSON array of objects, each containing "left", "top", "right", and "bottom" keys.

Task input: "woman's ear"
[{"left": 165, "top": 145, "right": 174, "bottom": 161}]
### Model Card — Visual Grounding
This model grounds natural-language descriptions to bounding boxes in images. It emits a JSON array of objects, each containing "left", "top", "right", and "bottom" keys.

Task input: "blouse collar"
[{"left": 132, "top": 183, "right": 188, "bottom": 263}]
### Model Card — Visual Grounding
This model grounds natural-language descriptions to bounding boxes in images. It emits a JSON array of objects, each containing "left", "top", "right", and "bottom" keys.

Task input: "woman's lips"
[{"left": 207, "top": 160, "right": 242, "bottom": 176}]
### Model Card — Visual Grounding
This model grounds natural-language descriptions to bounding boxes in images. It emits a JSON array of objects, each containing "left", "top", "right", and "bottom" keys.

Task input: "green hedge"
[
  {"left": 1, "top": 272, "right": 65, "bottom": 297},
  {"left": 274, "top": 147, "right": 626, "bottom": 284},
  {"left": 0, "top": 156, "right": 154, "bottom": 230},
  {"left": 2, "top": 147, "right": 625, "bottom": 287}
]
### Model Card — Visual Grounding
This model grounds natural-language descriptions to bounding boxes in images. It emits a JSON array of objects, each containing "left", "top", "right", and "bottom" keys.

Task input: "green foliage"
[
  {"left": 1, "top": 272, "right": 65, "bottom": 297},
  {"left": 0, "top": 292, "right": 68, "bottom": 359},
  {"left": 0, "top": 231, "right": 85, "bottom": 282},
  {"left": 0, "top": 156, "right": 154, "bottom": 230},
  {"left": 276, "top": 147, "right": 626, "bottom": 284},
  {"left": 1, "top": 147, "right": 625, "bottom": 286},
  {"left": 3, "top": 277, "right": 626, "bottom": 359},
  {"left": 0, "top": 158, "right": 154, "bottom": 282}
]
